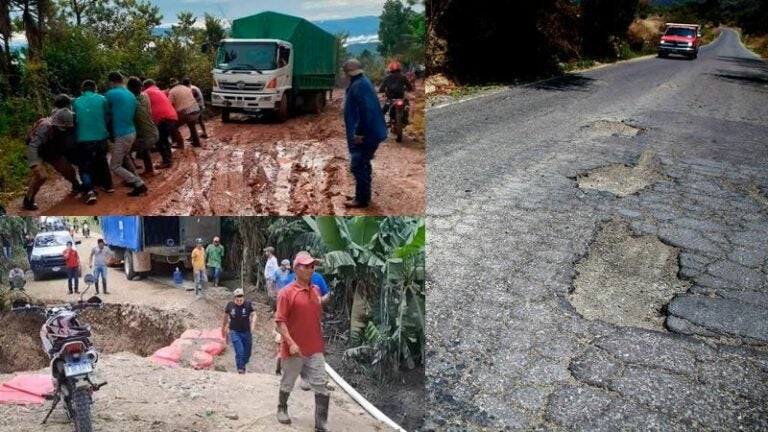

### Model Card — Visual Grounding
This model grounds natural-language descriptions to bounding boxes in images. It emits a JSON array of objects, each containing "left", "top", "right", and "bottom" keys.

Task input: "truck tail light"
[{"left": 266, "top": 78, "right": 277, "bottom": 89}]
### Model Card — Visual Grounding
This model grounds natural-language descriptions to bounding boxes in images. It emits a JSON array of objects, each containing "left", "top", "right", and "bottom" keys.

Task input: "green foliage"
[
  {"left": 0, "top": 136, "right": 30, "bottom": 201},
  {"left": 378, "top": 0, "right": 424, "bottom": 65}
]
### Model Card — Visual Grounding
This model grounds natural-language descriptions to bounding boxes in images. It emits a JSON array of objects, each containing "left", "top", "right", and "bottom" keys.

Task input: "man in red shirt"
[
  {"left": 63, "top": 240, "right": 80, "bottom": 294},
  {"left": 142, "top": 79, "right": 182, "bottom": 169},
  {"left": 275, "top": 251, "right": 330, "bottom": 431}
]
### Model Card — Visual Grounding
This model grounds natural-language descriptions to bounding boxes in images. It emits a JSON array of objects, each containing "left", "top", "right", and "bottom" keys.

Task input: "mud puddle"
[
  {"left": 568, "top": 220, "right": 692, "bottom": 331},
  {"left": 577, "top": 150, "right": 668, "bottom": 197}
]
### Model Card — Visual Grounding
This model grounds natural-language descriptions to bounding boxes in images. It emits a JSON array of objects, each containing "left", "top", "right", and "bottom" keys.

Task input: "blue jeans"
[
  {"left": 194, "top": 269, "right": 206, "bottom": 295},
  {"left": 67, "top": 267, "right": 79, "bottom": 293},
  {"left": 93, "top": 264, "right": 107, "bottom": 292},
  {"left": 229, "top": 330, "right": 252, "bottom": 371},
  {"left": 350, "top": 146, "right": 378, "bottom": 204},
  {"left": 2, "top": 246, "right": 11, "bottom": 260},
  {"left": 209, "top": 266, "right": 221, "bottom": 284}
]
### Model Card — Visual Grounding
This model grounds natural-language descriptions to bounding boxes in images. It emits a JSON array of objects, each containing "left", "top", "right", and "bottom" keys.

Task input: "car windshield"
[
  {"left": 665, "top": 27, "right": 695, "bottom": 37},
  {"left": 35, "top": 234, "right": 71, "bottom": 247},
  {"left": 215, "top": 42, "right": 278, "bottom": 71}
]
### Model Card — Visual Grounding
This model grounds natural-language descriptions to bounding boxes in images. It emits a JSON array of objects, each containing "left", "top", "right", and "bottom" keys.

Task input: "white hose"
[{"left": 324, "top": 363, "right": 407, "bottom": 432}]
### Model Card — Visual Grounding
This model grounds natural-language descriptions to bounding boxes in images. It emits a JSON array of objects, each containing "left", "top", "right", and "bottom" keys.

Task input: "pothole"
[
  {"left": 0, "top": 304, "right": 187, "bottom": 373},
  {"left": 568, "top": 220, "right": 692, "bottom": 331},
  {"left": 577, "top": 150, "right": 668, "bottom": 197},
  {"left": 582, "top": 119, "right": 644, "bottom": 138}
]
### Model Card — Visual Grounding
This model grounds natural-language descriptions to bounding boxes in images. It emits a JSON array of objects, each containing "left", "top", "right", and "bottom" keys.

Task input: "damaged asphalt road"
[{"left": 426, "top": 28, "right": 768, "bottom": 430}]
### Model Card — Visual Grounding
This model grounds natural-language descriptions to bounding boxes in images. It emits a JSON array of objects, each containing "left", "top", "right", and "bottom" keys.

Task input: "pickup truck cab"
[
  {"left": 29, "top": 230, "right": 80, "bottom": 280},
  {"left": 658, "top": 23, "right": 701, "bottom": 60}
]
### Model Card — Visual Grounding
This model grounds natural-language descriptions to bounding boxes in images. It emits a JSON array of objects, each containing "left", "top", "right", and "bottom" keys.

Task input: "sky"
[{"left": 152, "top": 0, "right": 393, "bottom": 23}]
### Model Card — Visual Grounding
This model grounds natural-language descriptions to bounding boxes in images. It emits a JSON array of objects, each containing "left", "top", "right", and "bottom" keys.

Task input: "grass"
[
  {"left": 744, "top": 34, "right": 768, "bottom": 58},
  {"left": 0, "top": 137, "right": 30, "bottom": 207}
]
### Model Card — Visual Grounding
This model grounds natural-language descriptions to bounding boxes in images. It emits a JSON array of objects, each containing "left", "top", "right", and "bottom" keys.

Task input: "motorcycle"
[
  {"left": 12, "top": 275, "right": 106, "bottom": 432},
  {"left": 383, "top": 98, "right": 409, "bottom": 143}
]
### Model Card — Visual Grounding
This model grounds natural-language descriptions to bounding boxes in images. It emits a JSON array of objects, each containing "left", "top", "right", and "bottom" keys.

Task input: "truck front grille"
[{"left": 219, "top": 82, "right": 265, "bottom": 91}]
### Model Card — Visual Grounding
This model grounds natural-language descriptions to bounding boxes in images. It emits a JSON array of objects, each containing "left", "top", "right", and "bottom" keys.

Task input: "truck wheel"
[
  {"left": 221, "top": 108, "right": 231, "bottom": 123},
  {"left": 307, "top": 91, "right": 324, "bottom": 114},
  {"left": 124, "top": 251, "right": 136, "bottom": 281},
  {"left": 276, "top": 93, "right": 290, "bottom": 123},
  {"left": 658, "top": 52, "right": 666, "bottom": 58},
  {"left": 33, "top": 271, "right": 42, "bottom": 281}
]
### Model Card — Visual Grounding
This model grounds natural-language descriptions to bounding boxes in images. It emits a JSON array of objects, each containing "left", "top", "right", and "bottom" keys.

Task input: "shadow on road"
[
  {"left": 708, "top": 70, "right": 768, "bottom": 87},
  {"left": 716, "top": 55, "right": 768, "bottom": 70},
  {"left": 528, "top": 74, "right": 595, "bottom": 92}
]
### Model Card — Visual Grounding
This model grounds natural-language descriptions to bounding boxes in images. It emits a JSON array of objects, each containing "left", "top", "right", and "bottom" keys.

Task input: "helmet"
[
  {"left": 45, "top": 310, "right": 91, "bottom": 341},
  {"left": 84, "top": 273, "right": 96, "bottom": 284},
  {"left": 388, "top": 61, "right": 402, "bottom": 73}
]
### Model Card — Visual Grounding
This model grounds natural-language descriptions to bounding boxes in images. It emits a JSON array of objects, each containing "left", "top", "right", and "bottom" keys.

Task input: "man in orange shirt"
[
  {"left": 275, "top": 251, "right": 330, "bottom": 431},
  {"left": 63, "top": 241, "right": 80, "bottom": 294},
  {"left": 190, "top": 238, "right": 206, "bottom": 297}
]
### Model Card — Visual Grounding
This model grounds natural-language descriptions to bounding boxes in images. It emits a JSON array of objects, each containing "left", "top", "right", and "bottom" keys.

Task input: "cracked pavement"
[{"left": 426, "top": 29, "right": 768, "bottom": 430}]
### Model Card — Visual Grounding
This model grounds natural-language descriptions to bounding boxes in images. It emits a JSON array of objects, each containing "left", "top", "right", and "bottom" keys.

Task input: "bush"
[{"left": 0, "top": 137, "right": 30, "bottom": 201}]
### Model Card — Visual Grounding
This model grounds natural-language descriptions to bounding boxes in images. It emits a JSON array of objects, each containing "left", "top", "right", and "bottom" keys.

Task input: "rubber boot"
[
  {"left": 315, "top": 393, "right": 330, "bottom": 432},
  {"left": 277, "top": 391, "right": 291, "bottom": 424}
]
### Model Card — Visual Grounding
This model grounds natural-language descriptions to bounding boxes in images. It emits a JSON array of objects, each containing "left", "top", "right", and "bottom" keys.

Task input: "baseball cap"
[
  {"left": 264, "top": 246, "right": 274, "bottom": 253},
  {"left": 294, "top": 251, "right": 320, "bottom": 266},
  {"left": 233, "top": 288, "right": 244, "bottom": 296},
  {"left": 281, "top": 259, "right": 290, "bottom": 266},
  {"left": 196, "top": 238, "right": 203, "bottom": 244}
]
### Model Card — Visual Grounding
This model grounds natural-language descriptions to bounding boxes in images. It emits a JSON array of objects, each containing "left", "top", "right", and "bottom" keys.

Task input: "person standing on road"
[
  {"left": 105, "top": 71, "right": 148, "bottom": 197},
  {"left": 205, "top": 236, "right": 224, "bottom": 287},
  {"left": 275, "top": 251, "right": 331, "bottom": 431},
  {"left": 21, "top": 105, "right": 84, "bottom": 211},
  {"left": 221, "top": 288, "right": 256, "bottom": 374},
  {"left": 142, "top": 79, "right": 180, "bottom": 169},
  {"left": 191, "top": 238, "right": 207, "bottom": 297},
  {"left": 167, "top": 78, "right": 201, "bottom": 148},
  {"left": 127, "top": 77, "right": 159, "bottom": 177},
  {"left": 24, "top": 233, "right": 34, "bottom": 262},
  {"left": 182, "top": 78, "right": 208, "bottom": 139},
  {"left": 264, "top": 246, "right": 279, "bottom": 298},
  {"left": 89, "top": 238, "right": 110, "bottom": 294},
  {"left": 63, "top": 241, "right": 80, "bottom": 294},
  {"left": 342, "top": 58, "right": 388, "bottom": 209}
]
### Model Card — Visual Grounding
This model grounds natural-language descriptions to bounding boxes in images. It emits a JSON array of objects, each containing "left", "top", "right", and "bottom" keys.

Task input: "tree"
[
  {"left": 581, "top": 0, "right": 640, "bottom": 57},
  {"left": 0, "top": 0, "right": 12, "bottom": 95},
  {"left": 378, "top": 0, "right": 413, "bottom": 58}
]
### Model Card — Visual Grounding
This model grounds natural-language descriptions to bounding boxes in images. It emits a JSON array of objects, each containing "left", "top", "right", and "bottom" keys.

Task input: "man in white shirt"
[{"left": 264, "top": 246, "right": 279, "bottom": 298}]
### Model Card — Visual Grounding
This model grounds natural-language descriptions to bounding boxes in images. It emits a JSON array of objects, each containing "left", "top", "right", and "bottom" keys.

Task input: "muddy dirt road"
[
  {"left": 0, "top": 236, "right": 390, "bottom": 431},
  {"left": 10, "top": 89, "right": 424, "bottom": 216}
]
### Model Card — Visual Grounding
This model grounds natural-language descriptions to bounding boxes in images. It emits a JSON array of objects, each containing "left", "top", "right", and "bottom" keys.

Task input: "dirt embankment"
[{"left": 8, "top": 87, "right": 425, "bottom": 216}]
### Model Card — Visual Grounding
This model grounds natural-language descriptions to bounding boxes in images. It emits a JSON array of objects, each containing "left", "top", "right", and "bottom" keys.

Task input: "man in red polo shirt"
[
  {"left": 275, "top": 251, "right": 329, "bottom": 431},
  {"left": 63, "top": 240, "right": 80, "bottom": 294}
]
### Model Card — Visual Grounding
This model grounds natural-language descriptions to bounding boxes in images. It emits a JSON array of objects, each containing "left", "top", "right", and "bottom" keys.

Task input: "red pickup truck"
[{"left": 658, "top": 23, "right": 701, "bottom": 60}]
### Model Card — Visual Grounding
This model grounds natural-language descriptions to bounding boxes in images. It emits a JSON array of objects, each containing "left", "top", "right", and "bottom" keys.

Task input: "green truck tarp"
[{"left": 230, "top": 11, "right": 337, "bottom": 90}]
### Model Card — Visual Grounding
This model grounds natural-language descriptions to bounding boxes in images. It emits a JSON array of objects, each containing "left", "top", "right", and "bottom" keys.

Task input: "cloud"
[
  {"left": 345, "top": 34, "right": 378, "bottom": 45},
  {"left": 301, "top": 0, "right": 383, "bottom": 10}
]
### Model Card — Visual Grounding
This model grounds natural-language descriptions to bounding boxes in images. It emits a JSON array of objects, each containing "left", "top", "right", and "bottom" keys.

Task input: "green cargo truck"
[{"left": 209, "top": 11, "right": 338, "bottom": 122}]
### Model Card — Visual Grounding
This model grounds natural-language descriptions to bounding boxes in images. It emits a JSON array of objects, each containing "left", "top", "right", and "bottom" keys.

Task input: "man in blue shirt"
[
  {"left": 284, "top": 269, "right": 330, "bottom": 305},
  {"left": 342, "top": 59, "right": 388, "bottom": 209},
  {"left": 274, "top": 259, "right": 294, "bottom": 291},
  {"left": 105, "top": 71, "right": 147, "bottom": 197}
]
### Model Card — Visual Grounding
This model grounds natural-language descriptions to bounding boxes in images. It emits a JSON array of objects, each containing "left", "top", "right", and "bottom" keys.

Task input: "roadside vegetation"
[{"left": 427, "top": 0, "right": 768, "bottom": 94}]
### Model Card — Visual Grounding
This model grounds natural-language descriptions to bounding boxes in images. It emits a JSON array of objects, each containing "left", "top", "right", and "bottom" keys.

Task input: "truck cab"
[
  {"left": 210, "top": 38, "right": 294, "bottom": 122},
  {"left": 658, "top": 23, "right": 701, "bottom": 60}
]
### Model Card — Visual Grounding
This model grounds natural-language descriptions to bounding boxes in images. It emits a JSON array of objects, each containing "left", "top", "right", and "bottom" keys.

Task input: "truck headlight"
[
  {"left": 686, "top": 42, "right": 693, "bottom": 47},
  {"left": 30, "top": 254, "right": 41, "bottom": 261}
]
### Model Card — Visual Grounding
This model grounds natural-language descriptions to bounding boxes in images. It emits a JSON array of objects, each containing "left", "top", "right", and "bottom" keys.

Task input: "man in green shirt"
[
  {"left": 205, "top": 236, "right": 225, "bottom": 287},
  {"left": 73, "top": 80, "right": 112, "bottom": 202}
]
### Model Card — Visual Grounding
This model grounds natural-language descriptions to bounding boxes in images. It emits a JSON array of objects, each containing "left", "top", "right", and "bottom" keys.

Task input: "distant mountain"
[
  {"left": 313, "top": 16, "right": 379, "bottom": 39},
  {"left": 346, "top": 42, "right": 380, "bottom": 57}
]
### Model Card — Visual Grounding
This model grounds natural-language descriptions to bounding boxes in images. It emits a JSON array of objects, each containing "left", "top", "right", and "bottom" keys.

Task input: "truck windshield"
[
  {"left": 216, "top": 42, "right": 278, "bottom": 71},
  {"left": 665, "top": 28, "right": 695, "bottom": 37},
  {"left": 35, "top": 234, "right": 71, "bottom": 247}
]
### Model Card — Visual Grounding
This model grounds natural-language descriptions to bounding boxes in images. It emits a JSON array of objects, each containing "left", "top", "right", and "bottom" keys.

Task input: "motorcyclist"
[{"left": 379, "top": 61, "right": 414, "bottom": 124}]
